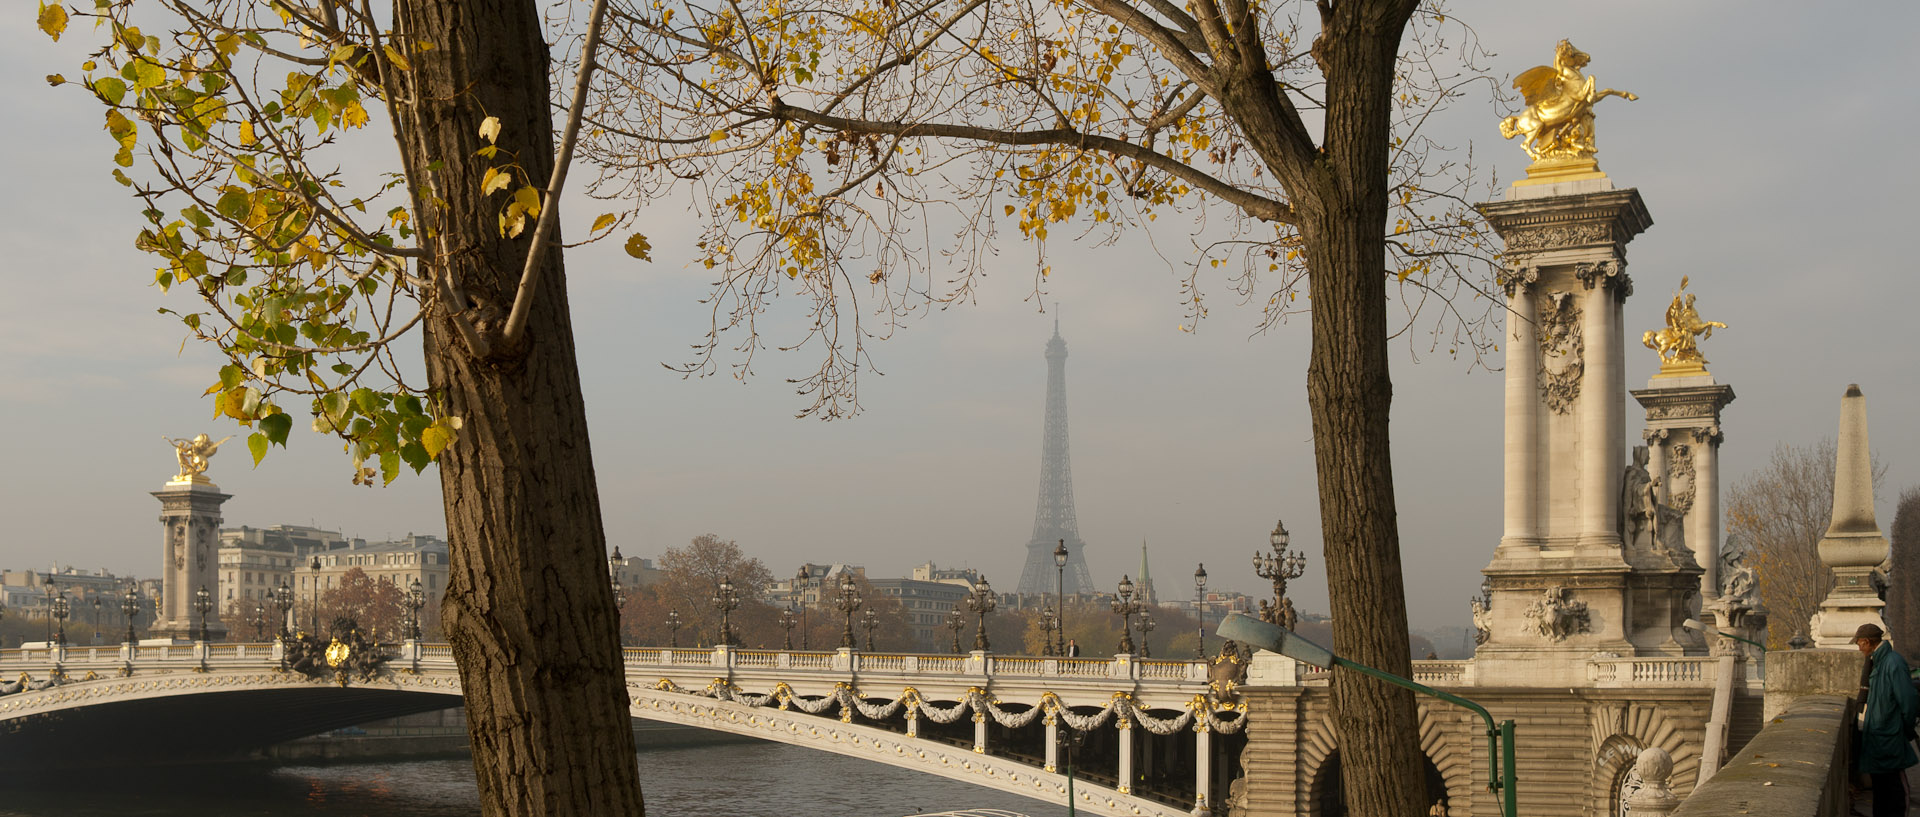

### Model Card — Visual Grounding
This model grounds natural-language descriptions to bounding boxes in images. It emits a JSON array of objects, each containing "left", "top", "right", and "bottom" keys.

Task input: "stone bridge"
[{"left": 0, "top": 642, "right": 1246, "bottom": 817}]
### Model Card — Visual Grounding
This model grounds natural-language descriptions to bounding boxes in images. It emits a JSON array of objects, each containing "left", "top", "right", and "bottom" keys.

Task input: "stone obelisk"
[
  {"left": 1811, "top": 385, "right": 1889, "bottom": 649},
  {"left": 152, "top": 435, "right": 232, "bottom": 642}
]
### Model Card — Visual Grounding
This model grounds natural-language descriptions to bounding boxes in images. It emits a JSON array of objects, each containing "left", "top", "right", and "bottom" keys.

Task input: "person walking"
[
  {"left": 1065, "top": 639, "right": 1080, "bottom": 657},
  {"left": 1855, "top": 623, "right": 1919, "bottom": 817}
]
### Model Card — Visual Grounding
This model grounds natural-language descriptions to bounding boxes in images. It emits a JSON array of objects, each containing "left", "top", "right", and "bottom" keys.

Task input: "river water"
[{"left": 0, "top": 741, "right": 1075, "bottom": 817}]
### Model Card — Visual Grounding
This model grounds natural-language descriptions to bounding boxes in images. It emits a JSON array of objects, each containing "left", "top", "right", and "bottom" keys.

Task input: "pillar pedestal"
[
  {"left": 1812, "top": 385, "right": 1889, "bottom": 648},
  {"left": 151, "top": 479, "right": 230, "bottom": 642}
]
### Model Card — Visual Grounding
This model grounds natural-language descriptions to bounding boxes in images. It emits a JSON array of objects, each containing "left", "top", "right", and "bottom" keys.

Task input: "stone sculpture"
[
  {"left": 1538, "top": 290, "right": 1585, "bottom": 413},
  {"left": 1642, "top": 276, "right": 1726, "bottom": 370},
  {"left": 1525, "top": 585, "right": 1591, "bottom": 642},
  {"left": 162, "top": 433, "right": 232, "bottom": 482}
]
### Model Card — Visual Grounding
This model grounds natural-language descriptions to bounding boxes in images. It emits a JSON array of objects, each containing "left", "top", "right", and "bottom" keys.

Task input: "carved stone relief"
[
  {"left": 1504, "top": 222, "right": 1610, "bottom": 251},
  {"left": 172, "top": 524, "right": 186, "bottom": 570},
  {"left": 1500, "top": 263, "right": 1540, "bottom": 299},
  {"left": 1537, "top": 290, "right": 1584, "bottom": 414},
  {"left": 1573, "top": 260, "right": 1631, "bottom": 300},
  {"left": 1524, "top": 585, "right": 1591, "bottom": 641},
  {"left": 1667, "top": 443, "right": 1697, "bottom": 514}
]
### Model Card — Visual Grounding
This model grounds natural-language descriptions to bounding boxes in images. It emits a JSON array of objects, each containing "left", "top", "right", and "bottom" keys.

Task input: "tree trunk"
[
  {"left": 399, "top": 0, "right": 644, "bottom": 814},
  {"left": 1300, "top": 3, "right": 1426, "bottom": 816}
]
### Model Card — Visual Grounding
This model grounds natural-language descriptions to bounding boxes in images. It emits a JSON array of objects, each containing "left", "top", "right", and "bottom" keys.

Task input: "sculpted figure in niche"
[
  {"left": 1622, "top": 446, "right": 1693, "bottom": 567},
  {"left": 1470, "top": 596, "right": 1492, "bottom": 645},
  {"left": 1525, "top": 585, "right": 1591, "bottom": 642}
]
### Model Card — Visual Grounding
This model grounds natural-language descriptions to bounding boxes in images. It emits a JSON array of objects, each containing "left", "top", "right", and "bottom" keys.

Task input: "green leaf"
[
  {"left": 218, "top": 363, "right": 245, "bottom": 390},
  {"left": 380, "top": 449, "right": 400, "bottom": 485},
  {"left": 260, "top": 411, "right": 292, "bottom": 445},
  {"left": 321, "top": 392, "right": 349, "bottom": 424},
  {"left": 248, "top": 432, "right": 268, "bottom": 466},
  {"left": 399, "top": 441, "right": 431, "bottom": 473}
]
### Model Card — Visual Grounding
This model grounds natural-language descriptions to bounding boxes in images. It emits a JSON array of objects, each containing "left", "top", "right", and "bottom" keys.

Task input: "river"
[{"left": 0, "top": 741, "right": 1076, "bottom": 817}]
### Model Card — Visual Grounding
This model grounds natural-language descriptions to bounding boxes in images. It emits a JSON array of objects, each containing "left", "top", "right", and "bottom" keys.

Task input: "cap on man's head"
[{"left": 1854, "top": 623, "right": 1885, "bottom": 642}]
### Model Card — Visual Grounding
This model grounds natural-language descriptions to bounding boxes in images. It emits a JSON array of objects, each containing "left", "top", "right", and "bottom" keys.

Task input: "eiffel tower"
[{"left": 1017, "top": 319, "right": 1096, "bottom": 597}]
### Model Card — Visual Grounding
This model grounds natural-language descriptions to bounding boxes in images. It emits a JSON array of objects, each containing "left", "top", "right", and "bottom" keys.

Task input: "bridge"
[{"left": 0, "top": 641, "right": 1246, "bottom": 817}]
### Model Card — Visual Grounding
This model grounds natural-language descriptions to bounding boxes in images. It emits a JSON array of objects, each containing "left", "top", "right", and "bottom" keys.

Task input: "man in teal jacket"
[{"left": 1856, "top": 623, "right": 1918, "bottom": 817}]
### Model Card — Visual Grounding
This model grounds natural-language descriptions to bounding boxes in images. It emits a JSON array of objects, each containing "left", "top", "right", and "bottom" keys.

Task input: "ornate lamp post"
[
  {"left": 861, "top": 608, "right": 880, "bottom": 651},
  {"left": 122, "top": 584, "right": 141, "bottom": 645},
  {"left": 945, "top": 607, "right": 965, "bottom": 654},
  {"left": 404, "top": 578, "right": 426, "bottom": 641},
  {"left": 308, "top": 555, "right": 323, "bottom": 633},
  {"left": 666, "top": 609, "right": 682, "bottom": 648},
  {"left": 965, "top": 576, "right": 997, "bottom": 651},
  {"left": 1111, "top": 575, "right": 1141, "bottom": 655},
  {"left": 794, "top": 566, "right": 812, "bottom": 649},
  {"left": 271, "top": 580, "right": 294, "bottom": 639},
  {"left": 1039, "top": 606, "right": 1058, "bottom": 656},
  {"left": 51, "top": 587, "right": 71, "bottom": 646},
  {"left": 835, "top": 573, "right": 863, "bottom": 649},
  {"left": 609, "top": 570, "right": 626, "bottom": 647},
  {"left": 192, "top": 584, "right": 213, "bottom": 643},
  {"left": 712, "top": 576, "right": 739, "bottom": 647},
  {"left": 1253, "top": 519, "right": 1307, "bottom": 620},
  {"left": 1194, "top": 563, "right": 1209, "bottom": 659},
  {"left": 92, "top": 597, "right": 102, "bottom": 645},
  {"left": 779, "top": 607, "right": 797, "bottom": 650},
  {"left": 251, "top": 603, "right": 267, "bottom": 641},
  {"left": 1052, "top": 539, "right": 1069, "bottom": 656},
  {"left": 1138, "top": 609, "right": 1156, "bottom": 658}
]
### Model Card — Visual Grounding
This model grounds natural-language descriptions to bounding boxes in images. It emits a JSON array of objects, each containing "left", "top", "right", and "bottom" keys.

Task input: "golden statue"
[
  {"left": 1643, "top": 276, "right": 1727, "bottom": 376},
  {"left": 1501, "top": 40, "right": 1637, "bottom": 182},
  {"left": 163, "top": 433, "right": 232, "bottom": 483}
]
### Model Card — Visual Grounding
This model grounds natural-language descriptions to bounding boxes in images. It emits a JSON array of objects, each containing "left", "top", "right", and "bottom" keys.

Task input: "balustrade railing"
[{"left": 1588, "top": 656, "right": 1717, "bottom": 687}]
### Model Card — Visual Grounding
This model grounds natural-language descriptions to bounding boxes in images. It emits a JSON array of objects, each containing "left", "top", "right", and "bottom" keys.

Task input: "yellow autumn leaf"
[
  {"left": 478, "top": 115, "right": 501, "bottom": 144},
  {"left": 481, "top": 167, "right": 511, "bottom": 196},
  {"left": 420, "top": 422, "right": 455, "bottom": 459},
  {"left": 382, "top": 44, "right": 412, "bottom": 71},
  {"left": 623, "top": 233, "right": 652, "bottom": 260},
  {"left": 512, "top": 185, "right": 541, "bottom": 219},
  {"left": 37, "top": 2, "right": 68, "bottom": 41},
  {"left": 239, "top": 120, "right": 257, "bottom": 146},
  {"left": 709, "top": 130, "right": 727, "bottom": 143},
  {"left": 591, "top": 213, "right": 617, "bottom": 233}
]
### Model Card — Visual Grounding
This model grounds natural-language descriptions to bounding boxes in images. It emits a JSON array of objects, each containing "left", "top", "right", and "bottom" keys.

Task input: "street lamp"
[
  {"left": 271, "top": 580, "right": 294, "bottom": 640},
  {"left": 1682, "top": 618, "right": 1768, "bottom": 653},
  {"left": 405, "top": 578, "right": 426, "bottom": 641},
  {"left": 1194, "top": 563, "right": 1209, "bottom": 659},
  {"left": 1052, "top": 539, "right": 1069, "bottom": 656},
  {"left": 193, "top": 585, "right": 213, "bottom": 642},
  {"left": 1253, "top": 519, "right": 1307, "bottom": 620},
  {"left": 861, "top": 607, "right": 880, "bottom": 651},
  {"left": 51, "top": 587, "right": 70, "bottom": 646},
  {"left": 1220, "top": 613, "right": 1519, "bottom": 817},
  {"left": 966, "top": 576, "right": 997, "bottom": 651},
  {"left": 308, "top": 555, "right": 323, "bottom": 633},
  {"left": 1111, "top": 575, "right": 1141, "bottom": 655},
  {"left": 1039, "top": 606, "right": 1058, "bottom": 656},
  {"left": 252, "top": 603, "right": 267, "bottom": 641},
  {"left": 1138, "top": 609, "right": 1156, "bottom": 658},
  {"left": 945, "top": 607, "right": 965, "bottom": 654},
  {"left": 122, "top": 584, "right": 141, "bottom": 645},
  {"left": 666, "top": 609, "right": 682, "bottom": 648},
  {"left": 835, "top": 574, "right": 863, "bottom": 649},
  {"left": 712, "top": 576, "right": 739, "bottom": 647},
  {"left": 779, "top": 607, "right": 797, "bottom": 650},
  {"left": 794, "top": 566, "right": 813, "bottom": 649},
  {"left": 92, "top": 596, "right": 102, "bottom": 645}
]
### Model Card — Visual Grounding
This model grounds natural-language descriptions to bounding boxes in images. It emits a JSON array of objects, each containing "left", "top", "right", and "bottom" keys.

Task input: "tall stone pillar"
[
  {"left": 1474, "top": 180, "right": 1652, "bottom": 683},
  {"left": 1812, "top": 385, "right": 1889, "bottom": 648},
  {"left": 1631, "top": 372, "right": 1732, "bottom": 655},
  {"left": 152, "top": 478, "right": 230, "bottom": 642}
]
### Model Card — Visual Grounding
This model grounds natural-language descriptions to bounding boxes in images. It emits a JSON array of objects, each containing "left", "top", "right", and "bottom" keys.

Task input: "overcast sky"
[{"left": 2, "top": 2, "right": 1915, "bottom": 633}]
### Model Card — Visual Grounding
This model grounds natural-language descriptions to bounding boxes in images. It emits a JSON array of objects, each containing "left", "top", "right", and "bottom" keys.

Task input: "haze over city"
[{"left": 2, "top": 0, "right": 1915, "bottom": 635}]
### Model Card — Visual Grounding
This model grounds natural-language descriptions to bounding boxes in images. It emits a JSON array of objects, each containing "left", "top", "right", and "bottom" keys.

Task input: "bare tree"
[
  {"left": 1726, "top": 439, "right": 1887, "bottom": 648},
  {"left": 39, "top": 0, "right": 642, "bottom": 813},
  {"left": 584, "top": 0, "right": 1503, "bottom": 810},
  {"left": 1887, "top": 487, "right": 1920, "bottom": 662},
  {"left": 656, "top": 534, "right": 777, "bottom": 644}
]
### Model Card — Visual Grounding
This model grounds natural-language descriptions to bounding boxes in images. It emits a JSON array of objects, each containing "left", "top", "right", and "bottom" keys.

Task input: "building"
[
  {"left": 609, "top": 548, "right": 662, "bottom": 591},
  {"left": 217, "top": 524, "right": 350, "bottom": 605},
  {"left": 868, "top": 575, "right": 972, "bottom": 648}
]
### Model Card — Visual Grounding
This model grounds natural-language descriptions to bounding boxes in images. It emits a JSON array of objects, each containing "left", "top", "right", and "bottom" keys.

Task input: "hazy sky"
[{"left": 3, "top": 3, "right": 1916, "bottom": 633}]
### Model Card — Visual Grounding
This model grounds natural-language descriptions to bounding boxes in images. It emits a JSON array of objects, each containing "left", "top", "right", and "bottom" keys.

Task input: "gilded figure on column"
[
  {"left": 163, "top": 433, "right": 232, "bottom": 482},
  {"left": 1501, "top": 40, "right": 1637, "bottom": 166},
  {"left": 1643, "top": 276, "right": 1727, "bottom": 374}
]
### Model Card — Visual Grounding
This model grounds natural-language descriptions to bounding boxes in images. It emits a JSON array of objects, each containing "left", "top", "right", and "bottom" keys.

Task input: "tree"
[
  {"left": 320, "top": 567, "right": 406, "bottom": 641},
  {"left": 1886, "top": 487, "right": 1920, "bottom": 662},
  {"left": 39, "top": 1, "right": 642, "bottom": 813},
  {"left": 656, "top": 534, "right": 777, "bottom": 645},
  {"left": 1726, "top": 439, "right": 1887, "bottom": 648},
  {"left": 590, "top": 1, "right": 1500, "bottom": 810}
]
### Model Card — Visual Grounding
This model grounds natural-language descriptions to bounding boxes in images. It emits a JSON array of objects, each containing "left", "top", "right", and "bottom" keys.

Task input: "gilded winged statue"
[
  {"left": 1500, "top": 40, "right": 1637, "bottom": 161},
  {"left": 163, "top": 433, "right": 232, "bottom": 481},
  {"left": 1643, "top": 276, "right": 1727, "bottom": 367}
]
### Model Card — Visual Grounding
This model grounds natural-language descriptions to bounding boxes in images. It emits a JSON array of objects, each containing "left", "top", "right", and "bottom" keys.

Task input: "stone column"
[
  {"left": 1691, "top": 428, "right": 1725, "bottom": 594},
  {"left": 1502, "top": 265, "right": 1543, "bottom": 552},
  {"left": 1577, "top": 261, "right": 1626, "bottom": 549},
  {"left": 151, "top": 480, "right": 231, "bottom": 642},
  {"left": 972, "top": 710, "right": 988, "bottom": 754},
  {"left": 1044, "top": 717, "right": 1059, "bottom": 773},
  {"left": 1632, "top": 379, "right": 1734, "bottom": 602},
  {"left": 1193, "top": 725, "right": 1212, "bottom": 814},
  {"left": 1813, "top": 385, "right": 1890, "bottom": 648},
  {"left": 1116, "top": 718, "right": 1135, "bottom": 795}
]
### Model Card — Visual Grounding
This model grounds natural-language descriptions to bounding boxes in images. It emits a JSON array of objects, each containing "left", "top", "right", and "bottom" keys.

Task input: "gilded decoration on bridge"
[
  {"left": 1501, "top": 40, "right": 1637, "bottom": 184},
  {"left": 162, "top": 433, "right": 232, "bottom": 484},
  {"left": 1643, "top": 276, "right": 1727, "bottom": 377},
  {"left": 282, "top": 618, "right": 390, "bottom": 686}
]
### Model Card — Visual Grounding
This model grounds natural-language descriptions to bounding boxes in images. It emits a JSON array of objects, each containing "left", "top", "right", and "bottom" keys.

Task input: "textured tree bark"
[
  {"left": 398, "top": 0, "right": 645, "bottom": 814},
  {"left": 1297, "top": 3, "right": 1426, "bottom": 816}
]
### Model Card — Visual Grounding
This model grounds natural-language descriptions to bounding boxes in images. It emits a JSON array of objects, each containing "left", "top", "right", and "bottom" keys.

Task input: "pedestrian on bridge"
[{"left": 1855, "top": 623, "right": 1918, "bottom": 817}]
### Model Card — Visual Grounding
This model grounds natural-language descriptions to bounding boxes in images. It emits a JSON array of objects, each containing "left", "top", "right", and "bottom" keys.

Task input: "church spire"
[{"left": 1139, "top": 538, "right": 1157, "bottom": 606}]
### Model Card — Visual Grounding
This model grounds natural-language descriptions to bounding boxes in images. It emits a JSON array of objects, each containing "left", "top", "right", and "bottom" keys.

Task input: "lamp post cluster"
[
  {"left": 271, "top": 580, "right": 294, "bottom": 639},
  {"left": 1193, "top": 563, "right": 1209, "bottom": 659},
  {"left": 123, "top": 583, "right": 142, "bottom": 645},
  {"left": 835, "top": 574, "right": 863, "bottom": 649},
  {"left": 666, "top": 609, "right": 682, "bottom": 648},
  {"left": 793, "top": 566, "right": 813, "bottom": 650},
  {"left": 945, "top": 608, "right": 965, "bottom": 654},
  {"left": 50, "top": 586, "right": 70, "bottom": 646},
  {"left": 1254, "top": 519, "right": 1306, "bottom": 630},
  {"left": 965, "top": 576, "right": 996, "bottom": 651},
  {"left": 861, "top": 608, "right": 880, "bottom": 651},
  {"left": 712, "top": 576, "right": 739, "bottom": 647},
  {"left": 1052, "top": 540, "right": 1069, "bottom": 656},
  {"left": 192, "top": 584, "right": 213, "bottom": 642},
  {"left": 403, "top": 578, "right": 426, "bottom": 641},
  {"left": 779, "top": 607, "right": 797, "bottom": 650}
]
